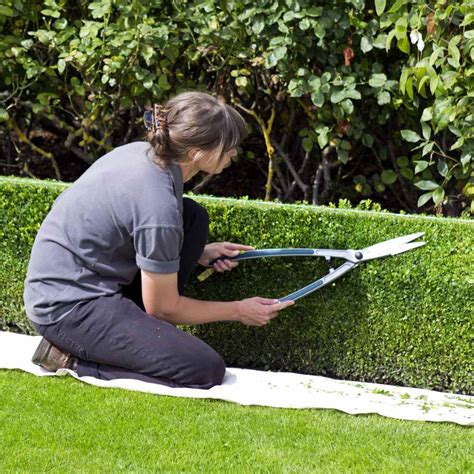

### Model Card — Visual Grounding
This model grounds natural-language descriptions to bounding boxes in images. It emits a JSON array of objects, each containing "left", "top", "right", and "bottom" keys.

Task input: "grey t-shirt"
[{"left": 24, "top": 141, "right": 184, "bottom": 326}]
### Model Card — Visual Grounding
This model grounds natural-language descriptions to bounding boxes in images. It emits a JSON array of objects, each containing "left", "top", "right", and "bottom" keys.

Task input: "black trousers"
[{"left": 31, "top": 198, "right": 226, "bottom": 389}]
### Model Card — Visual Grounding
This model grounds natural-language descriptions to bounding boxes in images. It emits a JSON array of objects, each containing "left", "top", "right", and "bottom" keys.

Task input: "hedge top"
[{"left": 1, "top": 176, "right": 472, "bottom": 225}]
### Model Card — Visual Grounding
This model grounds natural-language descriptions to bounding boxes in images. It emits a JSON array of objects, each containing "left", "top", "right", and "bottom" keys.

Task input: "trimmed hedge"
[{"left": 1, "top": 176, "right": 473, "bottom": 394}]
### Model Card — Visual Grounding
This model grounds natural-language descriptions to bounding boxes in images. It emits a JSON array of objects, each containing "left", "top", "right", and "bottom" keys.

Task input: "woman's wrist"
[{"left": 232, "top": 300, "right": 243, "bottom": 323}]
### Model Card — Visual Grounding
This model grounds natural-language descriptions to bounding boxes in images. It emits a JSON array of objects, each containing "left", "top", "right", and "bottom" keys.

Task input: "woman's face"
[{"left": 196, "top": 148, "right": 237, "bottom": 175}]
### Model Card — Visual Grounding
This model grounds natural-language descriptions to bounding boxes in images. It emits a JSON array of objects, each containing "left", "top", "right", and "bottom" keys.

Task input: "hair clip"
[
  {"left": 143, "top": 109, "right": 155, "bottom": 131},
  {"left": 144, "top": 105, "right": 167, "bottom": 132}
]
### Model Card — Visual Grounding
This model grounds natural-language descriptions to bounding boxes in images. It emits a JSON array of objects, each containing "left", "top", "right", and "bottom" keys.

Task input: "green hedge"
[{"left": 1, "top": 176, "right": 473, "bottom": 394}]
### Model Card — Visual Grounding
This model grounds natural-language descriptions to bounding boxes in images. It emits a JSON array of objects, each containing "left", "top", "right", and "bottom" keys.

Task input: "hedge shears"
[{"left": 198, "top": 232, "right": 426, "bottom": 302}]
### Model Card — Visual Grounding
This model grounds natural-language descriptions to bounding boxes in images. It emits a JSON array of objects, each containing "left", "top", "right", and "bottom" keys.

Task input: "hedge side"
[{"left": 1, "top": 176, "right": 473, "bottom": 394}]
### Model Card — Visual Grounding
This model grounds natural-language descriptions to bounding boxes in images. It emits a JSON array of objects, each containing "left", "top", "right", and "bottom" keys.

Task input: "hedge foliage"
[
  {"left": 1, "top": 176, "right": 473, "bottom": 394},
  {"left": 0, "top": 0, "right": 473, "bottom": 215}
]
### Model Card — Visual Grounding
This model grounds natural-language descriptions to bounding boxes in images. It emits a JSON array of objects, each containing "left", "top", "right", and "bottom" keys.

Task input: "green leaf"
[
  {"left": 308, "top": 76, "right": 321, "bottom": 91},
  {"left": 273, "top": 46, "right": 287, "bottom": 60},
  {"left": 401, "top": 130, "right": 421, "bottom": 143},
  {"left": 361, "top": 37, "right": 373, "bottom": 53},
  {"left": 0, "top": 5, "right": 14, "bottom": 16},
  {"left": 158, "top": 74, "right": 171, "bottom": 91},
  {"left": 36, "top": 30, "right": 51, "bottom": 45},
  {"left": 311, "top": 91, "right": 325, "bottom": 107},
  {"left": 437, "top": 160, "right": 448, "bottom": 178},
  {"left": 362, "top": 134, "right": 374, "bottom": 147},
  {"left": 421, "top": 107, "right": 432, "bottom": 122},
  {"left": 369, "top": 73, "right": 387, "bottom": 88},
  {"left": 385, "top": 29, "right": 396, "bottom": 51},
  {"left": 54, "top": 18, "right": 68, "bottom": 30},
  {"left": 278, "top": 22, "right": 289, "bottom": 34},
  {"left": 432, "top": 187, "right": 445, "bottom": 205},
  {"left": 460, "top": 151, "right": 472, "bottom": 169},
  {"left": 345, "top": 89, "right": 361, "bottom": 100},
  {"left": 340, "top": 140, "right": 351, "bottom": 151},
  {"left": 340, "top": 99, "right": 354, "bottom": 114},
  {"left": 299, "top": 18, "right": 311, "bottom": 31},
  {"left": 307, "top": 7, "right": 323, "bottom": 17},
  {"left": 302, "top": 137, "right": 313, "bottom": 153},
  {"left": 417, "top": 192, "right": 432, "bottom": 207},
  {"left": 0, "top": 108, "right": 9, "bottom": 122},
  {"left": 235, "top": 76, "right": 248, "bottom": 87},
  {"left": 405, "top": 76, "right": 414, "bottom": 100},
  {"left": 288, "top": 79, "right": 304, "bottom": 97},
  {"left": 317, "top": 128, "right": 329, "bottom": 149},
  {"left": 373, "top": 34, "right": 387, "bottom": 49},
  {"left": 460, "top": 13, "right": 474, "bottom": 27},
  {"left": 422, "top": 142, "right": 434, "bottom": 157},
  {"left": 41, "top": 8, "right": 60, "bottom": 18},
  {"left": 429, "top": 76, "right": 439, "bottom": 95},
  {"left": 415, "top": 180, "right": 439, "bottom": 191},
  {"left": 337, "top": 148, "right": 349, "bottom": 164},
  {"left": 389, "top": 0, "right": 407, "bottom": 14},
  {"left": 396, "top": 156, "right": 409, "bottom": 167},
  {"left": 265, "top": 53, "right": 277, "bottom": 68},
  {"left": 252, "top": 18, "right": 264, "bottom": 35},
  {"left": 448, "top": 40, "right": 461, "bottom": 66},
  {"left": 450, "top": 137, "right": 464, "bottom": 150},
  {"left": 397, "top": 36, "right": 410, "bottom": 54},
  {"left": 88, "top": 0, "right": 111, "bottom": 18},
  {"left": 421, "top": 123, "right": 431, "bottom": 141},
  {"left": 399, "top": 68, "right": 409, "bottom": 94},
  {"left": 57, "top": 59, "right": 66, "bottom": 74},
  {"left": 375, "top": 0, "right": 386, "bottom": 16},
  {"left": 381, "top": 170, "right": 397, "bottom": 185},
  {"left": 414, "top": 160, "right": 429, "bottom": 174},
  {"left": 401, "top": 167, "right": 414, "bottom": 180},
  {"left": 377, "top": 91, "right": 391, "bottom": 105},
  {"left": 330, "top": 89, "right": 345, "bottom": 104}
]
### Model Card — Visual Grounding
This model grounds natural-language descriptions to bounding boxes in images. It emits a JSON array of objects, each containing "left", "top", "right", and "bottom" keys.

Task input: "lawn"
[{"left": 0, "top": 371, "right": 471, "bottom": 473}]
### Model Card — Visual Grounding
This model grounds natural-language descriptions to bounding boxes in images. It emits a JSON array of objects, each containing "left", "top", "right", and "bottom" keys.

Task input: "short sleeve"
[{"left": 133, "top": 226, "right": 183, "bottom": 274}]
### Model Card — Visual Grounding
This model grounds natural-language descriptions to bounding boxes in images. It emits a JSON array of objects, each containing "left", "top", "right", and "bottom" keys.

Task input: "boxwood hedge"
[{"left": 1, "top": 176, "right": 472, "bottom": 394}]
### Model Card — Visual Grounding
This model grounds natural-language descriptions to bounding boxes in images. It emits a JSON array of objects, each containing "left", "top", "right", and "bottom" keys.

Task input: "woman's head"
[{"left": 145, "top": 91, "right": 247, "bottom": 176}]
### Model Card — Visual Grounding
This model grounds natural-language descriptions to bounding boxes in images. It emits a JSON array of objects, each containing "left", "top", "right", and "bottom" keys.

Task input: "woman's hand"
[
  {"left": 198, "top": 242, "right": 255, "bottom": 273},
  {"left": 236, "top": 297, "right": 295, "bottom": 326}
]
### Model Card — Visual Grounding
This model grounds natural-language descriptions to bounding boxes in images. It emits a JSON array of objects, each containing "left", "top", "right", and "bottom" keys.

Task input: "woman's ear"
[{"left": 187, "top": 148, "right": 200, "bottom": 162}]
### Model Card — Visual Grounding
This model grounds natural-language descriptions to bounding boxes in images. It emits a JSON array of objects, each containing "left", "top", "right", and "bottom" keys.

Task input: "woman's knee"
[{"left": 193, "top": 349, "right": 226, "bottom": 389}]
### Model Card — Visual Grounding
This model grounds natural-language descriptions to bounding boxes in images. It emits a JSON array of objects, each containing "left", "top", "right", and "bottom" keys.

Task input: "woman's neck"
[{"left": 178, "top": 161, "right": 200, "bottom": 183}]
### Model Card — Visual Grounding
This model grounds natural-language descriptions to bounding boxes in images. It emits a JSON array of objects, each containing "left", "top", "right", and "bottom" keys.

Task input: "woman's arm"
[{"left": 141, "top": 270, "right": 293, "bottom": 326}]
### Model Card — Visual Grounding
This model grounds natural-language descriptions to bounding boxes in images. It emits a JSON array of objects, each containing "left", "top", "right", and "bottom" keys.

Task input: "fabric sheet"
[{"left": 0, "top": 331, "right": 472, "bottom": 426}]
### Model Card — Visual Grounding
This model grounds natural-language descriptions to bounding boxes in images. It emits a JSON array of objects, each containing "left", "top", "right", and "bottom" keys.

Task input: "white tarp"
[{"left": 0, "top": 331, "right": 472, "bottom": 426}]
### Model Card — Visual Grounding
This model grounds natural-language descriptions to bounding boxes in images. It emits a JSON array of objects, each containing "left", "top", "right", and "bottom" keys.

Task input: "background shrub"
[
  {"left": 0, "top": 0, "right": 473, "bottom": 216},
  {"left": 1, "top": 176, "right": 472, "bottom": 394}
]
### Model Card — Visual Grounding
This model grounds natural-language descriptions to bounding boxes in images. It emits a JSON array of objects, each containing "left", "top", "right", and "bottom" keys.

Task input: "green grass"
[{"left": 0, "top": 371, "right": 472, "bottom": 473}]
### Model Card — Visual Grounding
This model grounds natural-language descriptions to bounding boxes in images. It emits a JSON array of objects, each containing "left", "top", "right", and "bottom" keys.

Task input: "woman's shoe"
[{"left": 32, "top": 337, "right": 78, "bottom": 372}]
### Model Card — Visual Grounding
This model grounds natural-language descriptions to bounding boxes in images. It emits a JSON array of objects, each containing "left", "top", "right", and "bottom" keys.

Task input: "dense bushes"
[
  {"left": 1, "top": 176, "right": 472, "bottom": 394},
  {"left": 0, "top": 1, "right": 473, "bottom": 215}
]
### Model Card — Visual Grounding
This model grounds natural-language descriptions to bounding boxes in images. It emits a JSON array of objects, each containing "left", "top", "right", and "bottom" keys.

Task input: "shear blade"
[
  {"left": 388, "top": 241, "right": 426, "bottom": 256},
  {"left": 361, "top": 232, "right": 425, "bottom": 260}
]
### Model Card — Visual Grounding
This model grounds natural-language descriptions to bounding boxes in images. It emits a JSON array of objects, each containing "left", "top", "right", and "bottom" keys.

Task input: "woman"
[{"left": 24, "top": 91, "right": 294, "bottom": 389}]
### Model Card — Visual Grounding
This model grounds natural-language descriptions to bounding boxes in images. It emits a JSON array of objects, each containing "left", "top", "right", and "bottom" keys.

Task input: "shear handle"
[
  {"left": 279, "top": 261, "right": 357, "bottom": 302},
  {"left": 209, "top": 248, "right": 356, "bottom": 266}
]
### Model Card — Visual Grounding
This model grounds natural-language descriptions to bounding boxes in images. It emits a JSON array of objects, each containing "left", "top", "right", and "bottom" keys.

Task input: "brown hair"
[{"left": 145, "top": 91, "right": 248, "bottom": 168}]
